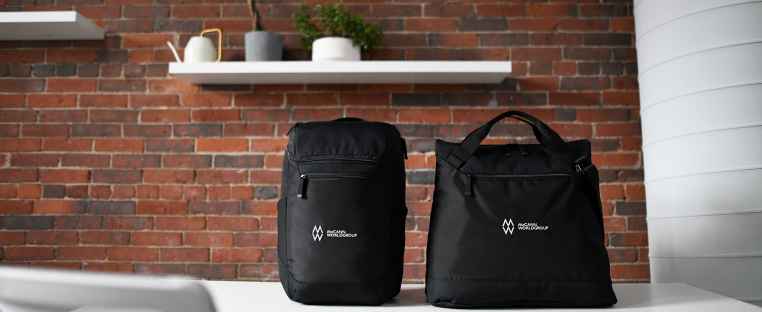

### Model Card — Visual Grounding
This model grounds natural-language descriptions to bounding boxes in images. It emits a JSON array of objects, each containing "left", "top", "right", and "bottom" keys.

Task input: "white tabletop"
[{"left": 203, "top": 282, "right": 762, "bottom": 312}]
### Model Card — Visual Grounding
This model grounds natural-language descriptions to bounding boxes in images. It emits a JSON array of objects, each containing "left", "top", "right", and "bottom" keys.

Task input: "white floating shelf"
[
  {"left": 168, "top": 61, "right": 512, "bottom": 84},
  {"left": 0, "top": 11, "right": 105, "bottom": 41}
]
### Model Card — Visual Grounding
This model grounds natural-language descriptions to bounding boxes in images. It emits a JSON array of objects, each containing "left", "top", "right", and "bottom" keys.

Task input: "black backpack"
[
  {"left": 426, "top": 111, "right": 617, "bottom": 308},
  {"left": 277, "top": 118, "right": 408, "bottom": 305}
]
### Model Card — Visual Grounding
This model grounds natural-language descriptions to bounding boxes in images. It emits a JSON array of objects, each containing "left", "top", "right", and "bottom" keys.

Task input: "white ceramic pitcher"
[{"left": 167, "top": 28, "right": 221, "bottom": 63}]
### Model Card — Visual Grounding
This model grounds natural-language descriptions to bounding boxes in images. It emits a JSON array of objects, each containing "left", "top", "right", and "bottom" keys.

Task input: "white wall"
[{"left": 635, "top": 0, "right": 762, "bottom": 307}]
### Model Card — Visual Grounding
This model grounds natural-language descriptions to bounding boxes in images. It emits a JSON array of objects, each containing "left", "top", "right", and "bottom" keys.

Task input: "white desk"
[{"left": 203, "top": 282, "right": 762, "bottom": 311}]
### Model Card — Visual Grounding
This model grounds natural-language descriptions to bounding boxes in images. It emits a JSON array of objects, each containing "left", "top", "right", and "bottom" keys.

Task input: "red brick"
[
  {"left": 0, "top": 200, "right": 33, "bottom": 214},
  {"left": 4, "top": 247, "right": 55, "bottom": 261},
  {"left": 84, "top": 262, "right": 134, "bottom": 273},
  {"left": 0, "top": 50, "right": 45, "bottom": 63},
  {"left": 511, "top": 48, "right": 562, "bottom": 61},
  {"left": 611, "top": 18, "right": 635, "bottom": 32},
  {"left": 28, "top": 94, "right": 78, "bottom": 108},
  {"left": 161, "top": 247, "right": 209, "bottom": 262},
  {"left": 595, "top": 123, "right": 641, "bottom": 137},
  {"left": 0, "top": 231, "right": 25, "bottom": 245},
  {"left": 625, "top": 184, "right": 646, "bottom": 200},
  {"left": 160, "top": 185, "right": 184, "bottom": 200},
  {"left": 212, "top": 248, "right": 263, "bottom": 262},
  {"left": 148, "top": 79, "right": 199, "bottom": 93},
  {"left": 602, "top": 91, "right": 639, "bottom": 106},
  {"left": 197, "top": 138, "right": 248, "bottom": 152},
  {"left": 0, "top": 185, "right": 16, "bottom": 198},
  {"left": 136, "top": 200, "right": 188, "bottom": 215},
  {"left": 140, "top": 109, "right": 190, "bottom": 122},
  {"left": 173, "top": 5, "right": 222, "bottom": 18},
  {"left": 108, "top": 247, "right": 158, "bottom": 261},
  {"left": 17, "top": 184, "right": 42, "bottom": 198},
  {"left": 235, "top": 233, "right": 277, "bottom": 247},
  {"left": 398, "top": 108, "right": 450, "bottom": 123},
  {"left": 208, "top": 185, "right": 230, "bottom": 200},
  {"left": 94, "top": 139, "right": 144, "bottom": 152},
  {"left": 182, "top": 94, "right": 232, "bottom": 107},
  {"left": 185, "top": 232, "right": 234, "bottom": 247},
  {"left": 56, "top": 246, "right": 106, "bottom": 260},
  {"left": 40, "top": 169, "right": 89, "bottom": 183},
  {"left": 292, "top": 108, "right": 343, "bottom": 121},
  {"left": 519, "top": 77, "right": 558, "bottom": 91},
  {"left": 33, "top": 200, "right": 80, "bottom": 214},
  {"left": 600, "top": 184, "right": 624, "bottom": 200},
  {"left": 577, "top": 108, "right": 629, "bottom": 122},
  {"left": 38, "top": 110, "right": 86, "bottom": 123},
  {"left": 105, "top": 216, "right": 153, "bottom": 230},
  {"left": 10, "top": 153, "right": 59, "bottom": 166},
  {"left": 130, "top": 94, "right": 179, "bottom": 107},
  {"left": 81, "top": 231, "right": 130, "bottom": 245},
  {"left": 405, "top": 18, "right": 457, "bottom": 31},
  {"left": 249, "top": 170, "right": 281, "bottom": 184},
  {"left": 340, "top": 93, "right": 390, "bottom": 106},
  {"left": 114, "top": 186, "right": 136, "bottom": 199},
  {"left": 90, "top": 185, "right": 111, "bottom": 199},
  {"left": 431, "top": 33, "right": 479, "bottom": 47},
  {"left": 476, "top": 4, "right": 524, "bottom": 17},
  {"left": 250, "top": 138, "right": 288, "bottom": 152},
  {"left": 0, "top": 94, "right": 26, "bottom": 108},
  {"left": 404, "top": 248, "right": 425, "bottom": 263},
  {"left": 132, "top": 232, "right": 183, "bottom": 246},
  {"left": 155, "top": 216, "right": 206, "bottom": 230},
  {"left": 44, "top": 138, "right": 92, "bottom": 151},
  {"left": 592, "top": 153, "right": 640, "bottom": 167},
  {"left": 345, "top": 108, "right": 396, "bottom": 122},
  {"left": 207, "top": 216, "right": 259, "bottom": 231},
  {"left": 286, "top": 93, "right": 338, "bottom": 107},
  {"left": 549, "top": 92, "right": 600, "bottom": 106},
  {"left": 192, "top": 109, "right": 240, "bottom": 122},
  {"left": 0, "top": 79, "right": 45, "bottom": 93},
  {"left": 143, "top": 170, "right": 195, "bottom": 183},
  {"left": 610, "top": 264, "right": 650, "bottom": 279},
  {"left": 528, "top": 3, "right": 572, "bottom": 16},
  {"left": 234, "top": 94, "right": 284, "bottom": 107},
  {"left": 123, "top": 34, "right": 174, "bottom": 48}
]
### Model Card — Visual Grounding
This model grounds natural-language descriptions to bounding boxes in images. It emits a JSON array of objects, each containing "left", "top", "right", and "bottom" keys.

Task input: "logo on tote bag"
[
  {"left": 503, "top": 218, "right": 548, "bottom": 235},
  {"left": 503, "top": 219, "right": 514, "bottom": 235},
  {"left": 312, "top": 225, "right": 323, "bottom": 241}
]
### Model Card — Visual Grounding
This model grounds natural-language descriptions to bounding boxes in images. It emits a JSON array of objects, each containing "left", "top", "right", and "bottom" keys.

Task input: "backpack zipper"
[
  {"left": 463, "top": 172, "right": 571, "bottom": 196},
  {"left": 297, "top": 172, "right": 377, "bottom": 199}
]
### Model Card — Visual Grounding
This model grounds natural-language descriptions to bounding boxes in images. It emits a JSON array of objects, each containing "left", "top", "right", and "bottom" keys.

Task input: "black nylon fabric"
[
  {"left": 278, "top": 118, "right": 407, "bottom": 305},
  {"left": 426, "top": 110, "right": 617, "bottom": 308}
]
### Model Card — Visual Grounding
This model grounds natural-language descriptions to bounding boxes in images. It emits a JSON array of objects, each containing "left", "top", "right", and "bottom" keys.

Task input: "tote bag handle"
[{"left": 444, "top": 110, "right": 580, "bottom": 168}]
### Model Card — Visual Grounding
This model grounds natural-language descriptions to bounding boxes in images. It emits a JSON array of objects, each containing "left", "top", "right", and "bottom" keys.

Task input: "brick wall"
[{"left": 0, "top": 0, "right": 647, "bottom": 282}]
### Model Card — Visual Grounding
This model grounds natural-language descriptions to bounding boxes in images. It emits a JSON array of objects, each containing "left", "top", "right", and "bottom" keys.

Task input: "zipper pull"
[
  {"left": 297, "top": 174, "right": 307, "bottom": 198},
  {"left": 401, "top": 138, "right": 408, "bottom": 160},
  {"left": 287, "top": 122, "right": 302, "bottom": 136},
  {"left": 504, "top": 145, "right": 512, "bottom": 157},
  {"left": 464, "top": 174, "right": 472, "bottom": 196}
]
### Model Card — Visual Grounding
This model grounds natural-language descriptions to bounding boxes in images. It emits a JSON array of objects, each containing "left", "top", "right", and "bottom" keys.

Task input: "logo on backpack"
[
  {"left": 503, "top": 219, "right": 514, "bottom": 235},
  {"left": 503, "top": 218, "right": 548, "bottom": 235},
  {"left": 312, "top": 225, "right": 323, "bottom": 241}
]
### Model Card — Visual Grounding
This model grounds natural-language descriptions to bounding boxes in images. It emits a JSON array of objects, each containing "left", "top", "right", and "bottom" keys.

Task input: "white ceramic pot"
[
  {"left": 635, "top": 0, "right": 762, "bottom": 307},
  {"left": 311, "top": 37, "right": 360, "bottom": 62}
]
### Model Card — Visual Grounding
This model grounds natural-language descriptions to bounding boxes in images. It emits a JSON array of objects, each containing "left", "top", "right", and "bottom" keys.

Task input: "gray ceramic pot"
[{"left": 244, "top": 31, "right": 284, "bottom": 62}]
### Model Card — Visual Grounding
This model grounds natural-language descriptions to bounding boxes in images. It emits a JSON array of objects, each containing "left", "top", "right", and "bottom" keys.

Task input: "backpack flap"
[{"left": 288, "top": 119, "right": 404, "bottom": 162}]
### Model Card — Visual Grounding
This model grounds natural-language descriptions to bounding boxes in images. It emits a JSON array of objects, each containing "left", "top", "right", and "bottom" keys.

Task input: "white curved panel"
[
  {"left": 650, "top": 256, "right": 762, "bottom": 301},
  {"left": 648, "top": 212, "right": 762, "bottom": 256},
  {"left": 634, "top": 0, "right": 759, "bottom": 41},
  {"left": 639, "top": 43, "right": 762, "bottom": 109},
  {"left": 643, "top": 126, "right": 762, "bottom": 182},
  {"left": 637, "top": 0, "right": 762, "bottom": 304},
  {"left": 636, "top": 2, "right": 762, "bottom": 73},
  {"left": 645, "top": 169, "right": 762, "bottom": 219},
  {"left": 641, "top": 84, "right": 762, "bottom": 145}
]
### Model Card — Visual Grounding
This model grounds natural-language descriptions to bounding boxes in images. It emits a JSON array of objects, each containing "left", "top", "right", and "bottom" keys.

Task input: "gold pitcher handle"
[{"left": 200, "top": 28, "right": 222, "bottom": 62}]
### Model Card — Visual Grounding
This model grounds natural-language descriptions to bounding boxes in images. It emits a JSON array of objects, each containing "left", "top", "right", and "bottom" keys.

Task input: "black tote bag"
[{"left": 425, "top": 110, "right": 617, "bottom": 308}]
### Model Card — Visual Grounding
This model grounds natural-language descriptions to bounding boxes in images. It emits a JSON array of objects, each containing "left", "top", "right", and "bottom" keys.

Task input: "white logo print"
[
  {"left": 312, "top": 225, "right": 323, "bottom": 241},
  {"left": 503, "top": 219, "right": 514, "bottom": 235}
]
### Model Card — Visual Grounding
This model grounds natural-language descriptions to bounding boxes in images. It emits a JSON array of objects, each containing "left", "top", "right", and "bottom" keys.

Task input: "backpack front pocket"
[{"left": 287, "top": 164, "right": 395, "bottom": 285}]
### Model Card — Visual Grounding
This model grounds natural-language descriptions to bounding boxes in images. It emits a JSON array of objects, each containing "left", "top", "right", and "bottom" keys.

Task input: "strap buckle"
[{"left": 575, "top": 156, "right": 594, "bottom": 174}]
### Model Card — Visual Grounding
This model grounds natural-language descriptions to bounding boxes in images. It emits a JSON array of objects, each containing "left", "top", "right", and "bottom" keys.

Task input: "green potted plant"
[
  {"left": 245, "top": 0, "right": 283, "bottom": 61},
  {"left": 293, "top": 2, "right": 383, "bottom": 61}
]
